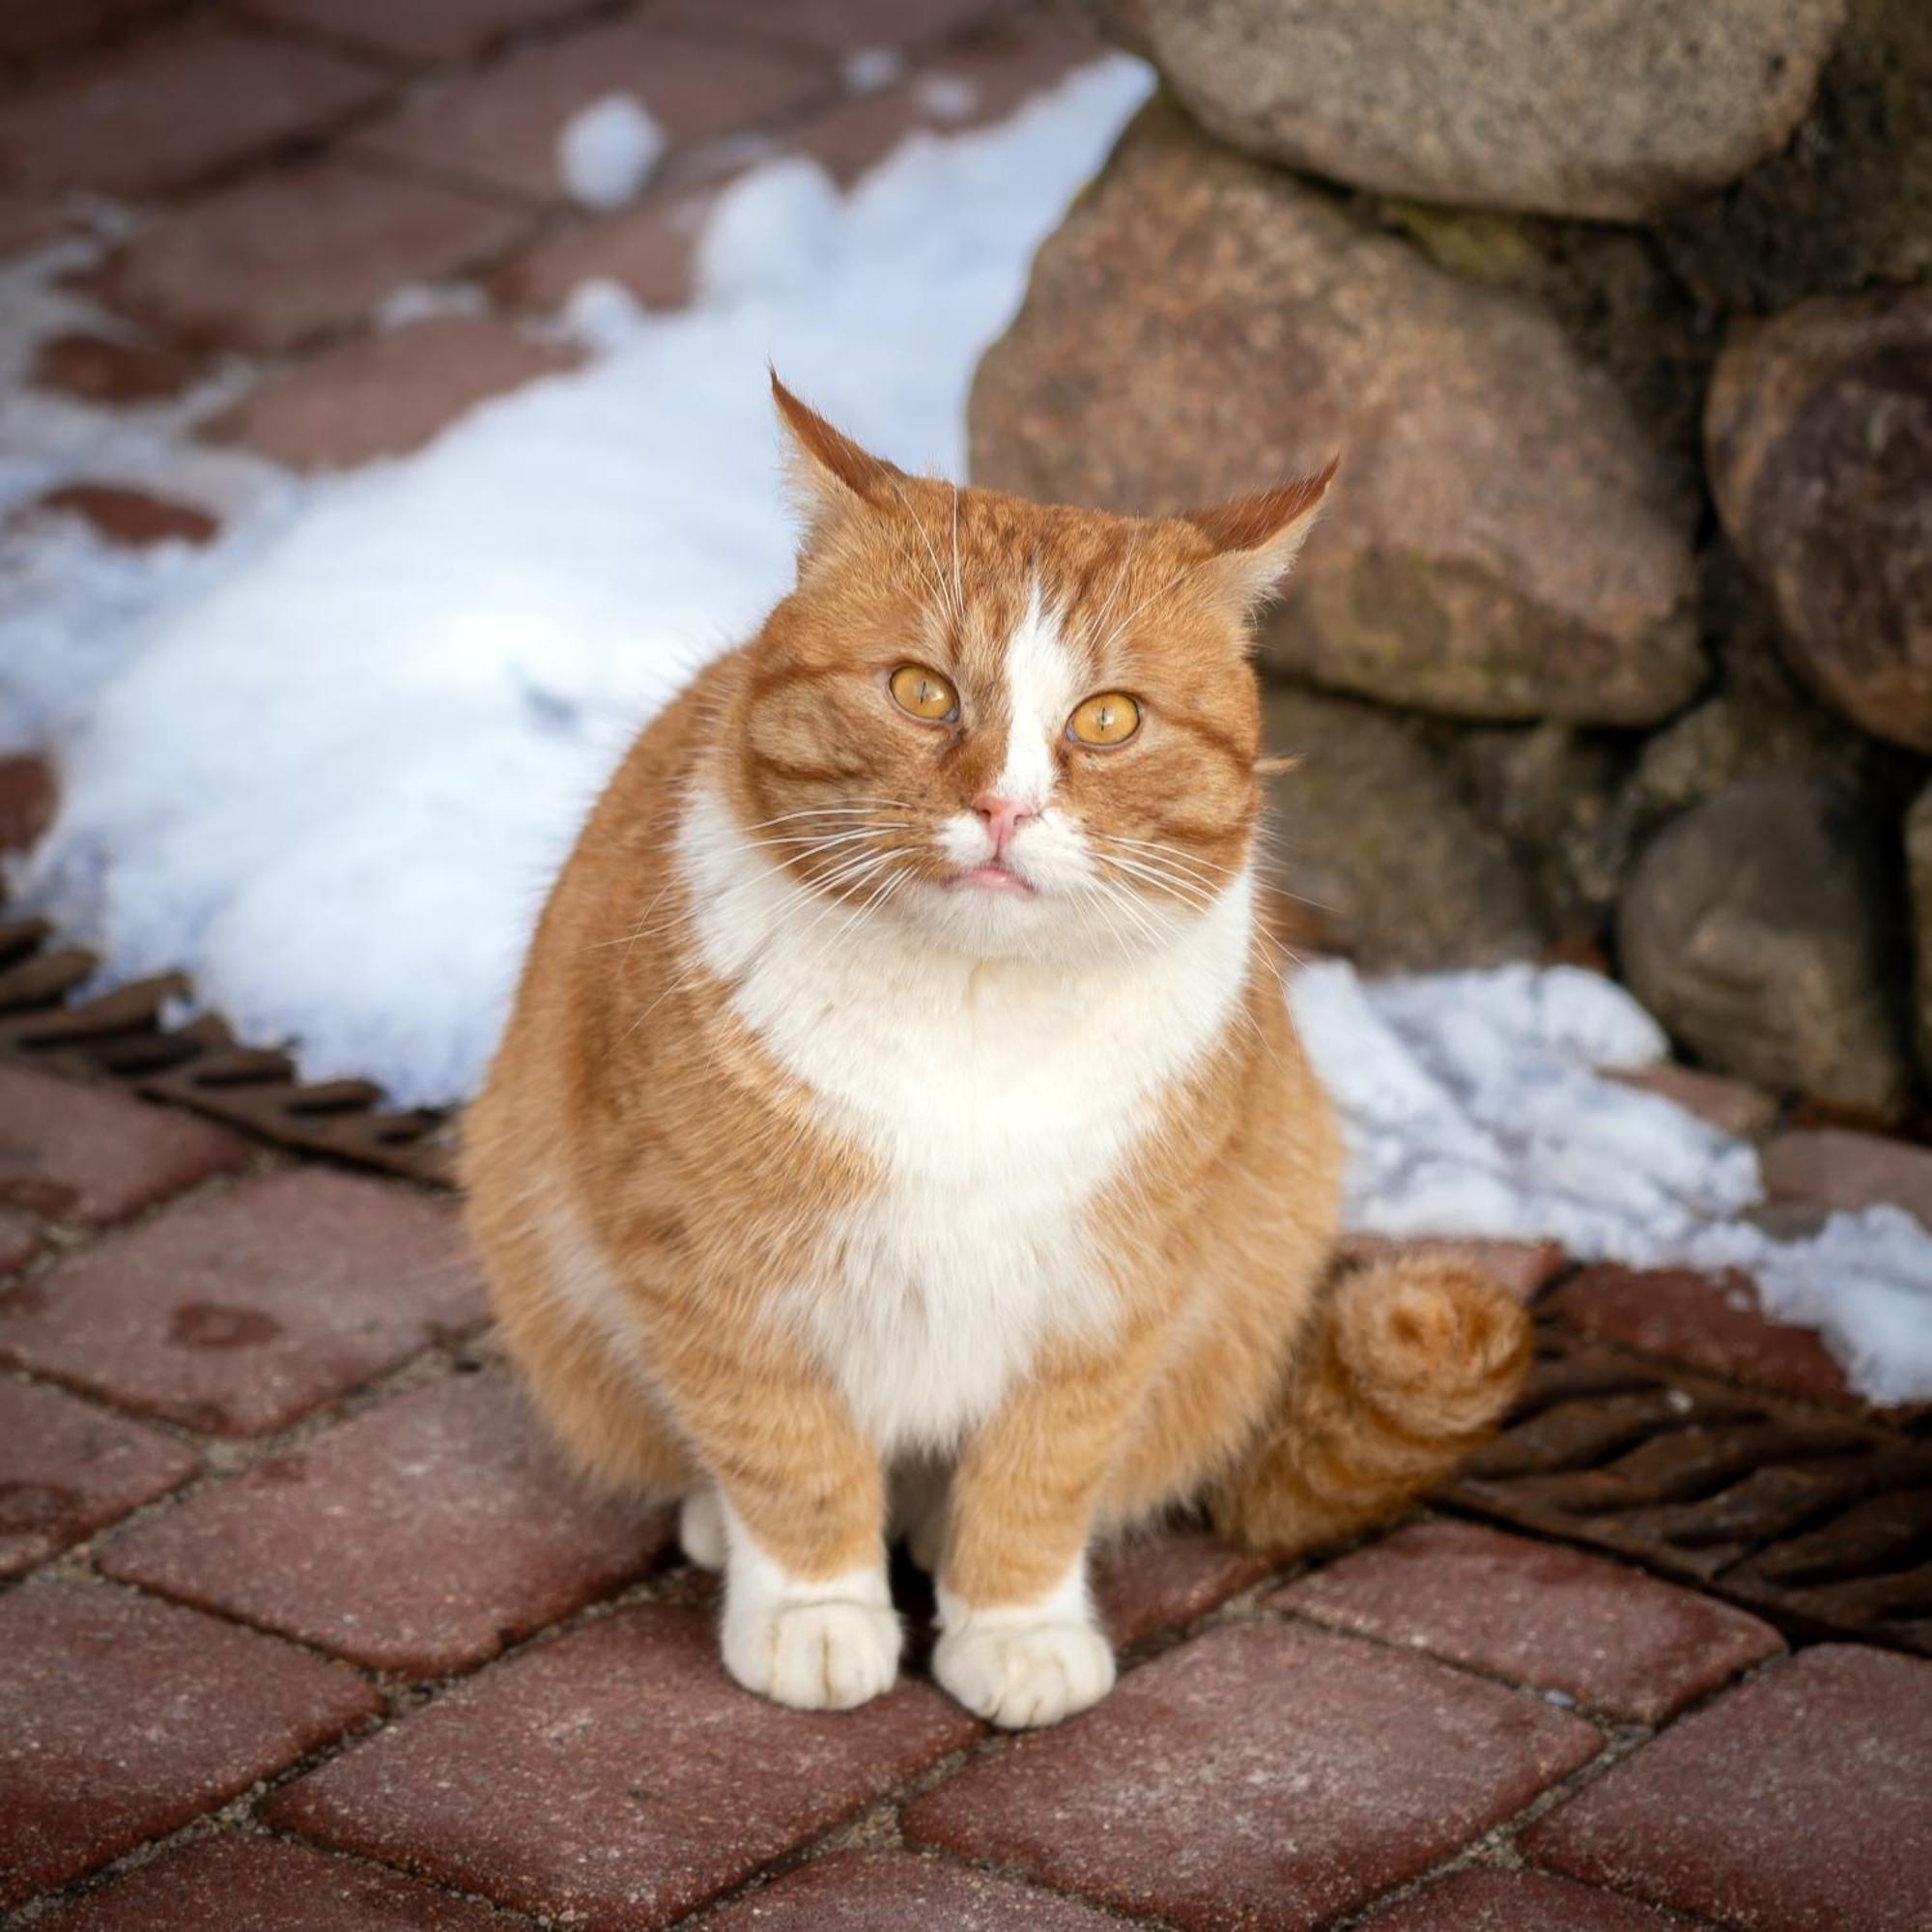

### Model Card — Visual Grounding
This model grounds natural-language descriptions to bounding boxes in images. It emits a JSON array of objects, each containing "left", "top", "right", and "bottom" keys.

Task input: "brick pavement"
[
  {"left": 0, "top": 1062, "right": 1927, "bottom": 1928},
  {"left": 5, "top": 6, "right": 1932, "bottom": 1926},
  {"left": 1544, "top": 1263, "right": 1863, "bottom": 1409}
]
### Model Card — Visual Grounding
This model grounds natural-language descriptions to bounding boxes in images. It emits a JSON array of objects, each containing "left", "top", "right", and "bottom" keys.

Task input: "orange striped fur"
[{"left": 462, "top": 379, "right": 1526, "bottom": 1727}]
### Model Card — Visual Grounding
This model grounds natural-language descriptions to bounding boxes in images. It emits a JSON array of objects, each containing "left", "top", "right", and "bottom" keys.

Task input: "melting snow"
[
  {"left": 842, "top": 48, "right": 907, "bottom": 95},
  {"left": 3, "top": 55, "right": 1928, "bottom": 1398},
  {"left": 556, "top": 93, "right": 667, "bottom": 211}
]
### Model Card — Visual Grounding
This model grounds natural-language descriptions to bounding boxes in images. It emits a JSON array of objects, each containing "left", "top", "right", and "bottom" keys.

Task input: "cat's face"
[{"left": 722, "top": 382, "right": 1333, "bottom": 967}]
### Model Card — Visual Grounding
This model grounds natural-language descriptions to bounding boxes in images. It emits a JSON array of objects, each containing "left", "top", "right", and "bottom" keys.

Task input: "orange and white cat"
[{"left": 463, "top": 377, "right": 1527, "bottom": 1729}]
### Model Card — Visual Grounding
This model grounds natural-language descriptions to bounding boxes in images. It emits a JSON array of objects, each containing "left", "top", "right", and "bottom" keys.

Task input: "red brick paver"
[
  {"left": 207, "top": 314, "right": 582, "bottom": 470},
  {"left": 30, "top": 330, "right": 200, "bottom": 407},
  {"left": 0, "top": 25, "right": 389, "bottom": 198},
  {"left": 1762, "top": 1126, "right": 1932, "bottom": 1232},
  {"left": 768, "top": 73, "right": 974, "bottom": 190},
  {"left": 783, "top": 15, "right": 1101, "bottom": 187},
  {"left": 0, "top": 1168, "right": 485, "bottom": 1435},
  {"left": 1092, "top": 1522, "right": 1270, "bottom": 1649},
  {"left": 96, "top": 163, "right": 529, "bottom": 354},
  {"left": 0, "top": 1065, "right": 246, "bottom": 1222},
  {"left": 701, "top": 1851, "right": 1123, "bottom": 1930},
  {"left": 1545, "top": 1264, "right": 1856, "bottom": 1406},
  {"left": 0, "top": 1379, "right": 198, "bottom": 1579},
  {"left": 1277, "top": 1520, "right": 1783, "bottom": 1723},
  {"left": 1610, "top": 1063, "right": 1779, "bottom": 1139},
  {"left": 350, "top": 22, "right": 823, "bottom": 206},
  {"left": 491, "top": 179, "right": 724, "bottom": 313},
  {"left": 494, "top": 15, "right": 1105, "bottom": 312},
  {"left": 655, "top": 0, "right": 1000, "bottom": 57},
  {"left": 906, "top": 1621, "right": 1600, "bottom": 1932},
  {"left": 0, "top": 191, "right": 63, "bottom": 261},
  {"left": 101, "top": 1372, "right": 672, "bottom": 1672},
  {"left": 35, "top": 1832, "right": 509, "bottom": 1930},
  {"left": 0, "top": 1210, "right": 41, "bottom": 1272},
  {"left": 0, "top": 0, "right": 172, "bottom": 59},
  {"left": 1368, "top": 1867, "right": 1685, "bottom": 1930},
  {"left": 1526, "top": 1645, "right": 1932, "bottom": 1930},
  {"left": 270, "top": 1603, "right": 979, "bottom": 1930},
  {"left": 0, "top": 1583, "right": 378, "bottom": 1906},
  {"left": 28, "top": 484, "right": 220, "bottom": 548},
  {"left": 0, "top": 755, "right": 54, "bottom": 855},
  {"left": 239, "top": 0, "right": 604, "bottom": 64}
]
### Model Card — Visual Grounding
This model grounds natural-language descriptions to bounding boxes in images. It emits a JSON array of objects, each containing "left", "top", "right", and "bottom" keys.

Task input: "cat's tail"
[{"left": 1206, "top": 1251, "right": 1531, "bottom": 1555}]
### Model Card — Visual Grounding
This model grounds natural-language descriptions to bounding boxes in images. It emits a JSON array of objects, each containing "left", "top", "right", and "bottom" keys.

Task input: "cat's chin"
[
  {"left": 947, "top": 864, "right": 1037, "bottom": 897},
  {"left": 897, "top": 878, "right": 1179, "bottom": 970}
]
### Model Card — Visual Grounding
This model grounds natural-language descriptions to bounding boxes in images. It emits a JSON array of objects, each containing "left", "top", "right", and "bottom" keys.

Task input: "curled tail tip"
[
  {"left": 1331, "top": 1251, "right": 1534, "bottom": 1431},
  {"left": 1208, "top": 1251, "right": 1531, "bottom": 1558}
]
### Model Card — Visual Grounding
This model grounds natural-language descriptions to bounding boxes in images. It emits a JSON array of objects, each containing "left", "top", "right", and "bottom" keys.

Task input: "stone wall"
[{"left": 971, "top": 0, "right": 1931, "bottom": 1119}]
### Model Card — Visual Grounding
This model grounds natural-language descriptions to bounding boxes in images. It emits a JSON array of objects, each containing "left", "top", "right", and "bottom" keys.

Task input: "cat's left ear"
[
  {"left": 770, "top": 370, "right": 901, "bottom": 561},
  {"left": 1181, "top": 455, "right": 1340, "bottom": 622}
]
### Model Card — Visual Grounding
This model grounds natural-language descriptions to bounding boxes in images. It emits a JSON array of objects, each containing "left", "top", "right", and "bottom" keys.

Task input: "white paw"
[
  {"left": 678, "top": 1488, "right": 725, "bottom": 1572},
  {"left": 723, "top": 1596, "right": 902, "bottom": 1712},
  {"left": 719, "top": 1499, "right": 900, "bottom": 1712},
  {"left": 934, "top": 1563, "right": 1114, "bottom": 1728},
  {"left": 934, "top": 1616, "right": 1116, "bottom": 1728}
]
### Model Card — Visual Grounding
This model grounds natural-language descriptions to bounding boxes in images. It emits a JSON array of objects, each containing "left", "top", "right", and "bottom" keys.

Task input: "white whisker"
[
  {"left": 950, "top": 483, "right": 963, "bottom": 621},
  {"left": 1094, "top": 849, "right": 1219, "bottom": 912},
  {"left": 736, "top": 801, "right": 920, "bottom": 833},
  {"left": 885, "top": 473, "right": 956, "bottom": 625}
]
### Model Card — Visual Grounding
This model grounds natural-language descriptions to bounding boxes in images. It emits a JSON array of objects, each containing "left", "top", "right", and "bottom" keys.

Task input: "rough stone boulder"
[
  {"left": 1063, "top": 0, "right": 1845, "bottom": 220},
  {"left": 1707, "top": 286, "right": 1932, "bottom": 753},
  {"left": 1616, "top": 770, "right": 1909, "bottom": 1116},
  {"left": 1446, "top": 724, "right": 1632, "bottom": 942},
  {"left": 1259, "top": 685, "right": 1542, "bottom": 971},
  {"left": 1656, "top": 0, "right": 1932, "bottom": 311},
  {"left": 1595, "top": 683, "right": 1906, "bottom": 908},
  {"left": 971, "top": 102, "right": 1700, "bottom": 725}
]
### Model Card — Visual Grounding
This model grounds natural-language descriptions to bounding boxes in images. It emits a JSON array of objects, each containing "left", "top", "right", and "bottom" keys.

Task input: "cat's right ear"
[
  {"left": 1181, "top": 455, "right": 1340, "bottom": 624},
  {"left": 770, "top": 370, "right": 901, "bottom": 562}
]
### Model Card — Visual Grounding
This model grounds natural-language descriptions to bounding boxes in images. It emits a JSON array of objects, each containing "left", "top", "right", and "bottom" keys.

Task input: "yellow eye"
[
  {"left": 1067, "top": 692, "right": 1141, "bottom": 747},
  {"left": 889, "top": 664, "right": 958, "bottom": 723}
]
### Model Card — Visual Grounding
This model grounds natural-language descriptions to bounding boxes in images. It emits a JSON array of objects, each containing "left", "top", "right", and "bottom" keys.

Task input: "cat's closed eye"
[
  {"left": 1067, "top": 692, "right": 1141, "bottom": 747},
  {"left": 890, "top": 664, "right": 958, "bottom": 723}
]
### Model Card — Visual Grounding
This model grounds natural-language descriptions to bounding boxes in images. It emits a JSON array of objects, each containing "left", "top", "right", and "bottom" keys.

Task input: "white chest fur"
[{"left": 677, "top": 782, "right": 1254, "bottom": 1455}]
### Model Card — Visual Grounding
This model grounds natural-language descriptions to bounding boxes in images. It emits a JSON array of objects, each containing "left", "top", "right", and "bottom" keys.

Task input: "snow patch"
[
  {"left": 1293, "top": 960, "right": 1759, "bottom": 1257},
  {"left": 376, "top": 281, "right": 492, "bottom": 328},
  {"left": 1691, "top": 1208, "right": 1932, "bottom": 1406},
  {"left": 919, "top": 74, "right": 981, "bottom": 121},
  {"left": 556, "top": 93, "right": 666, "bottom": 210},
  {"left": 843, "top": 47, "right": 907, "bottom": 95}
]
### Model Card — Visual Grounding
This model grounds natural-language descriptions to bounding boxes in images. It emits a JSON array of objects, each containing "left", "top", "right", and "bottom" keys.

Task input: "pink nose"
[{"left": 974, "top": 793, "right": 1036, "bottom": 857}]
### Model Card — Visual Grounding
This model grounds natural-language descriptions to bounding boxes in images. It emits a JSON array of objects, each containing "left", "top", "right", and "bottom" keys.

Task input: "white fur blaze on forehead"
[{"left": 995, "top": 584, "right": 1079, "bottom": 806}]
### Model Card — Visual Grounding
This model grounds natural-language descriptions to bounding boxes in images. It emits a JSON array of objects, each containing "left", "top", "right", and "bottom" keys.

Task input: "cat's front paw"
[
  {"left": 724, "top": 1596, "right": 902, "bottom": 1711},
  {"left": 719, "top": 1504, "right": 901, "bottom": 1711},
  {"left": 933, "top": 1611, "right": 1116, "bottom": 1729}
]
